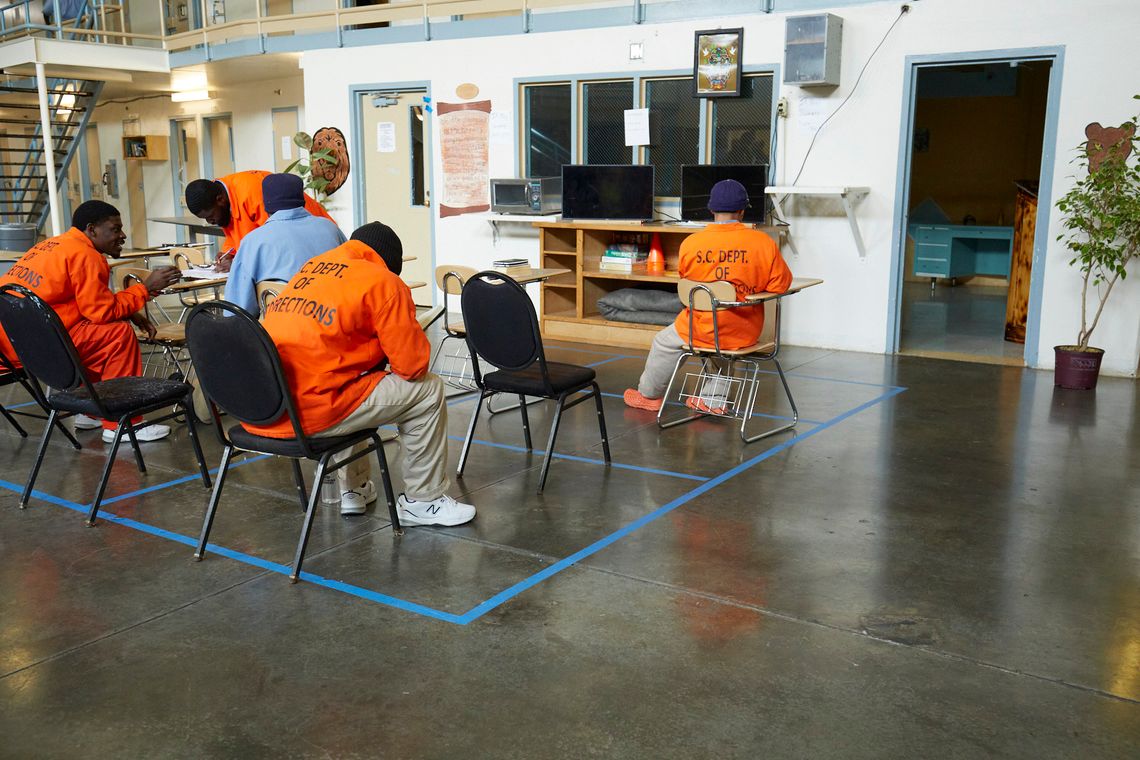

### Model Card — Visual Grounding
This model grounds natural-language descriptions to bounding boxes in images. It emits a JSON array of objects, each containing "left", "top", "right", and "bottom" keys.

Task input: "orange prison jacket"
[
  {"left": 674, "top": 222, "right": 793, "bottom": 351},
  {"left": 219, "top": 170, "right": 335, "bottom": 255},
  {"left": 0, "top": 227, "right": 150, "bottom": 363},
  {"left": 250, "top": 239, "right": 429, "bottom": 438}
]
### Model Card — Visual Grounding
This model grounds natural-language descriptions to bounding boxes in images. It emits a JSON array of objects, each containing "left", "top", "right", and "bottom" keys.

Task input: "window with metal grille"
[
  {"left": 711, "top": 74, "right": 774, "bottom": 168},
  {"left": 643, "top": 77, "right": 701, "bottom": 196},
  {"left": 523, "top": 83, "right": 571, "bottom": 179},
  {"left": 582, "top": 80, "right": 633, "bottom": 165}
]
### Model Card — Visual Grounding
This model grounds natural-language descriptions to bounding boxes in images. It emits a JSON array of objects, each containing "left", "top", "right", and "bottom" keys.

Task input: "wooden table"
[{"left": 744, "top": 277, "right": 824, "bottom": 302}]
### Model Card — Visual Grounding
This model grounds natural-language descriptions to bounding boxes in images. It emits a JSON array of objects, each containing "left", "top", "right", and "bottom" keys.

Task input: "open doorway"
[{"left": 897, "top": 59, "right": 1053, "bottom": 365}]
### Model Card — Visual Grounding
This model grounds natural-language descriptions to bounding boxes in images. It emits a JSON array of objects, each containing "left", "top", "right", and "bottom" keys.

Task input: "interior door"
[
  {"left": 205, "top": 116, "right": 234, "bottom": 178},
  {"left": 171, "top": 118, "right": 200, "bottom": 217},
  {"left": 359, "top": 90, "right": 432, "bottom": 305},
  {"left": 126, "top": 160, "right": 148, "bottom": 248},
  {"left": 272, "top": 107, "right": 299, "bottom": 172}
]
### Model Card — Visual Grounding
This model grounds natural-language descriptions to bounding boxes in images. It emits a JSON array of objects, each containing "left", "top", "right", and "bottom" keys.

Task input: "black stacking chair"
[
  {"left": 0, "top": 348, "right": 82, "bottom": 447},
  {"left": 185, "top": 301, "right": 402, "bottom": 583},
  {"left": 457, "top": 271, "right": 611, "bottom": 493},
  {"left": 0, "top": 283, "right": 210, "bottom": 525}
]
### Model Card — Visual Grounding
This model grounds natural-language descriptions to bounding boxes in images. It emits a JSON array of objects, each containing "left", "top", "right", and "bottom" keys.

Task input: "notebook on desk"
[{"left": 182, "top": 267, "right": 228, "bottom": 280}]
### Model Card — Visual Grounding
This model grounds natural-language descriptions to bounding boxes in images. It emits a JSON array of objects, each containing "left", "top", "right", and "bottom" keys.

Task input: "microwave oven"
[{"left": 489, "top": 177, "right": 562, "bottom": 215}]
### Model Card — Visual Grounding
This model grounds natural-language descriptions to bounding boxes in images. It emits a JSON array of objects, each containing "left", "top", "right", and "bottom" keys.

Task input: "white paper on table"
[
  {"left": 181, "top": 267, "right": 229, "bottom": 280},
  {"left": 280, "top": 137, "right": 293, "bottom": 161},
  {"left": 624, "top": 108, "right": 650, "bottom": 146},
  {"left": 376, "top": 122, "right": 397, "bottom": 153},
  {"left": 490, "top": 111, "right": 512, "bottom": 145}
]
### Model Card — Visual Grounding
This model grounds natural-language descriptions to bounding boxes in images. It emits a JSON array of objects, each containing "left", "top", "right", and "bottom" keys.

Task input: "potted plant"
[
  {"left": 1053, "top": 103, "right": 1140, "bottom": 389},
  {"left": 284, "top": 130, "right": 343, "bottom": 207}
]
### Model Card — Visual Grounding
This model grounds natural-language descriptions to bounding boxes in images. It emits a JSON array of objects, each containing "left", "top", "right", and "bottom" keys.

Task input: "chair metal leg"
[
  {"left": 289, "top": 459, "right": 308, "bottom": 512},
  {"left": 591, "top": 382, "right": 611, "bottom": 464},
  {"left": 741, "top": 357, "right": 799, "bottom": 444},
  {"left": 456, "top": 391, "right": 487, "bottom": 478},
  {"left": 290, "top": 453, "right": 331, "bottom": 583},
  {"left": 518, "top": 394, "right": 533, "bottom": 451},
  {"left": 195, "top": 444, "right": 233, "bottom": 560},
  {"left": 182, "top": 399, "right": 211, "bottom": 488},
  {"left": 487, "top": 393, "right": 542, "bottom": 415},
  {"left": 55, "top": 416, "right": 82, "bottom": 450},
  {"left": 20, "top": 409, "right": 57, "bottom": 508},
  {"left": 657, "top": 351, "right": 702, "bottom": 430},
  {"left": 0, "top": 403, "right": 27, "bottom": 437},
  {"left": 121, "top": 416, "right": 147, "bottom": 474},
  {"left": 370, "top": 433, "right": 402, "bottom": 536},
  {"left": 537, "top": 393, "right": 568, "bottom": 494},
  {"left": 88, "top": 423, "right": 127, "bottom": 526}
]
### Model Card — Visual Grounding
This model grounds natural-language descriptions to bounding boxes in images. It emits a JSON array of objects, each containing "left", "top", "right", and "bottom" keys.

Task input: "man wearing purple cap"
[
  {"left": 624, "top": 179, "right": 792, "bottom": 413},
  {"left": 223, "top": 173, "right": 346, "bottom": 315}
]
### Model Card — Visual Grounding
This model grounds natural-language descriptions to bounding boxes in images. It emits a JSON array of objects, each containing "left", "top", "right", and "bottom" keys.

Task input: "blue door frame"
[{"left": 887, "top": 46, "right": 1065, "bottom": 367}]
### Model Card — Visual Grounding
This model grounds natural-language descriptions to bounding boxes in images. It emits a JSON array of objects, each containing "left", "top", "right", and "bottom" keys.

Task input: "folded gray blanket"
[{"left": 596, "top": 288, "right": 680, "bottom": 326}]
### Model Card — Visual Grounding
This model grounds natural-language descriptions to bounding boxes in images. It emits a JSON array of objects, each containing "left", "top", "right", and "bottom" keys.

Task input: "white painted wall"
[{"left": 90, "top": 74, "right": 304, "bottom": 245}]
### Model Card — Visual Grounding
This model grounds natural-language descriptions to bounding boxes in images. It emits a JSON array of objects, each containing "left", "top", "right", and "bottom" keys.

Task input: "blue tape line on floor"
[
  {"left": 446, "top": 434, "right": 709, "bottom": 482},
  {"left": 101, "top": 453, "right": 272, "bottom": 506},
  {"left": 456, "top": 385, "right": 907, "bottom": 624},
  {"left": 0, "top": 382, "right": 906, "bottom": 625},
  {"left": 594, "top": 390, "right": 825, "bottom": 426}
]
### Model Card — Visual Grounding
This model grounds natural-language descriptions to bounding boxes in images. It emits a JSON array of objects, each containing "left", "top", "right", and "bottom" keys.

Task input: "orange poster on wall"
[{"left": 438, "top": 100, "right": 491, "bottom": 218}]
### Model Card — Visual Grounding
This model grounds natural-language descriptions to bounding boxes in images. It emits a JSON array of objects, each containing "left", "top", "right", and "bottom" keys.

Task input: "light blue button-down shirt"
[{"left": 225, "top": 206, "right": 346, "bottom": 315}]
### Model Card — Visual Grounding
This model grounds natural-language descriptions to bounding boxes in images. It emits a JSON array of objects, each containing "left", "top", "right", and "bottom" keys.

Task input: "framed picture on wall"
[{"left": 693, "top": 28, "right": 743, "bottom": 97}]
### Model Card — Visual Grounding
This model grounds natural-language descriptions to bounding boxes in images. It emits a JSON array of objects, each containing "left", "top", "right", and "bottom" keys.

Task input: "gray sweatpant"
[
  {"left": 636, "top": 324, "right": 732, "bottom": 401},
  {"left": 316, "top": 372, "right": 449, "bottom": 502}
]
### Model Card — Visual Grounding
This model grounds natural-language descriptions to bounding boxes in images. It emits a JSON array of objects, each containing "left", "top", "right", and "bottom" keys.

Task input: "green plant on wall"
[
  {"left": 284, "top": 131, "right": 338, "bottom": 206},
  {"left": 1055, "top": 101, "right": 1140, "bottom": 351}
]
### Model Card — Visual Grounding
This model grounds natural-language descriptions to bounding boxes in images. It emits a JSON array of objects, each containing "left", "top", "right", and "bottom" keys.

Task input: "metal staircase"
[{"left": 0, "top": 76, "right": 104, "bottom": 231}]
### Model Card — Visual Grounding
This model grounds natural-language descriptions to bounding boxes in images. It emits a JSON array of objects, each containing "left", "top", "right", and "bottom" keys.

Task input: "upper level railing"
[{"left": 0, "top": 0, "right": 739, "bottom": 55}]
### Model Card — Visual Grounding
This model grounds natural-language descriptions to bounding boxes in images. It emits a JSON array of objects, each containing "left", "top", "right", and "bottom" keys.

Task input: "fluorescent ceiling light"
[
  {"left": 172, "top": 70, "right": 208, "bottom": 91},
  {"left": 171, "top": 89, "right": 212, "bottom": 103}
]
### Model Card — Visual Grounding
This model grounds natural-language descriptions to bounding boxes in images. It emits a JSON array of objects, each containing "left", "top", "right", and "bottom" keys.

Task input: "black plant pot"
[{"left": 1054, "top": 345, "right": 1104, "bottom": 390}]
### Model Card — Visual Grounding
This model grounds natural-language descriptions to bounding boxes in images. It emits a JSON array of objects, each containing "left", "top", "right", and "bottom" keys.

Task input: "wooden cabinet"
[
  {"left": 122, "top": 136, "right": 169, "bottom": 161},
  {"left": 535, "top": 220, "right": 785, "bottom": 349}
]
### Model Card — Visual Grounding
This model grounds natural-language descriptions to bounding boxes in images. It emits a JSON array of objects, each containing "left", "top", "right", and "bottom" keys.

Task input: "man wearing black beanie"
[{"left": 244, "top": 221, "right": 475, "bottom": 525}]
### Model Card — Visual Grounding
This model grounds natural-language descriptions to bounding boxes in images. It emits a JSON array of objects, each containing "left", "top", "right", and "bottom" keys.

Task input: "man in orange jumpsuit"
[
  {"left": 184, "top": 170, "right": 335, "bottom": 271},
  {"left": 0, "top": 200, "right": 182, "bottom": 440},
  {"left": 248, "top": 221, "right": 476, "bottom": 524},
  {"left": 624, "top": 180, "right": 793, "bottom": 413}
]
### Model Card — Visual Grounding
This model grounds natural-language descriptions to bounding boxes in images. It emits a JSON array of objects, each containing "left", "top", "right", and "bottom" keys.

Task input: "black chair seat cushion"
[
  {"left": 228, "top": 423, "right": 372, "bottom": 458},
  {"left": 50, "top": 377, "right": 191, "bottom": 417},
  {"left": 484, "top": 361, "right": 596, "bottom": 396}
]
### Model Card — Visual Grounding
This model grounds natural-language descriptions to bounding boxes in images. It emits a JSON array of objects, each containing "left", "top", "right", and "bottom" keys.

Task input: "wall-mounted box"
[
  {"left": 784, "top": 13, "right": 843, "bottom": 87},
  {"left": 122, "top": 135, "right": 169, "bottom": 161}
]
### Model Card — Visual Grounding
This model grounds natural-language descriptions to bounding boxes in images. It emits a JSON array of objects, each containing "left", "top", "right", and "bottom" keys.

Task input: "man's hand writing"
[{"left": 214, "top": 250, "right": 235, "bottom": 273}]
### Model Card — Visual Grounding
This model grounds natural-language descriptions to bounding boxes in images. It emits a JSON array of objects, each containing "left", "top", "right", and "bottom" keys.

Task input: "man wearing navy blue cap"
[
  {"left": 624, "top": 179, "right": 793, "bottom": 413},
  {"left": 223, "top": 173, "right": 346, "bottom": 315}
]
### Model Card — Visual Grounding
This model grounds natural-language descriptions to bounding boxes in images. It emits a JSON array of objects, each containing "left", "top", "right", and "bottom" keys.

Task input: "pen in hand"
[{"left": 214, "top": 248, "right": 235, "bottom": 273}]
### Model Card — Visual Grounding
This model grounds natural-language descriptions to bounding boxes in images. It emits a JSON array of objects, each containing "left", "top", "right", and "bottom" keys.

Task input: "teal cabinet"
[{"left": 909, "top": 224, "right": 1013, "bottom": 281}]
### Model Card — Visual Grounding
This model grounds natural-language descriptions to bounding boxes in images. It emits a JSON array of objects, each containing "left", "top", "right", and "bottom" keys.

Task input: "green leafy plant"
[
  {"left": 284, "top": 131, "right": 338, "bottom": 206},
  {"left": 1055, "top": 101, "right": 1140, "bottom": 350}
]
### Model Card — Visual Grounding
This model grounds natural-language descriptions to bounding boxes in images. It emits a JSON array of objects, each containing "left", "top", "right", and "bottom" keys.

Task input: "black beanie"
[
  {"left": 185, "top": 179, "right": 224, "bottom": 215},
  {"left": 71, "top": 199, "right": 120, "bottom": 231},
  {"left": 350, "top": 222, "right": 403, "bottom": 275},
  {"left": 263, "top": 173, "right": 304, "bottom": 214}
]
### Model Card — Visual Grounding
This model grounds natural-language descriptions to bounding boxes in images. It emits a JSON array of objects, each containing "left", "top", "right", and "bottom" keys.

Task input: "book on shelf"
[
  {"left": 598, "top": 260, "right": 646, "bottom": 272},
  {"left": 603, "top": 243, "right": 647, "bottom": 258}
]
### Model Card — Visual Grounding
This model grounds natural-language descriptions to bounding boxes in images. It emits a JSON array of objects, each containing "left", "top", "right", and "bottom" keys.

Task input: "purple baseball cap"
[{"left": 707, "top": 179, "right": 750, "bottom": 212}]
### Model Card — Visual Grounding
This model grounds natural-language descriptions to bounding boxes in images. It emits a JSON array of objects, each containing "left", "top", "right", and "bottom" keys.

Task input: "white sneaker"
[
  {"left": 340, "top": 479, "right": 377, "bottom": 516},
  {"left": 397, "top": 493, "right": 476, "bottom": 527},
  {"left": 102, "top": 423, "right": 171, "bottom": 443},
  {"left": 72, "top": 413, "right": 103, "bottom": 430}
]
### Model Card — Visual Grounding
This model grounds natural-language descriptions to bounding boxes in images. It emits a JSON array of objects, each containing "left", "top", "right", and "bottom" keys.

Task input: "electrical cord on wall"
[{"left": 784, "top": 4, "right": 912, "bottom": 192}]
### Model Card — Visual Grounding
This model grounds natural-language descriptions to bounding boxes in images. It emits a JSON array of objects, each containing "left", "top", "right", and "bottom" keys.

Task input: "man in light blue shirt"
[{"left": 225, "top": 173, "right": 346, "bottom": 315}]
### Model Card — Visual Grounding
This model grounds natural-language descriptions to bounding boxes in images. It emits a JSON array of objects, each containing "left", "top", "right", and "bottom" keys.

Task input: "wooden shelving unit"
[
  {"left": 534, "top": 220, "right": 785, "bottom": 349},
  {"left": 122, "top": 135, "right": 169, "bottom": 161}
]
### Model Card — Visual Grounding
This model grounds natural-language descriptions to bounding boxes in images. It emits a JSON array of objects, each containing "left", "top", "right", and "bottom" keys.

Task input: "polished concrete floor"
[
  {"left": 900, "top": 281, "right": 1025, "bottom": 363},
  {"left": 1, "top": 340, "right": 1138, "bottom": 758}
]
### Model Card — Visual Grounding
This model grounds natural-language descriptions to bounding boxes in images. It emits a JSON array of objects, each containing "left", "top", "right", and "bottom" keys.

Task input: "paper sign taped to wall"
[
  {"left": 280, "top": 136, "right": 293, "bottom": 161},
  {"left": 438, "top": 100, "right": 492, "bottom": 217},
  {"left": 377, "top": 122, "right": 396, "bottom": 153},
  {"left": 490, "top": 111, "right": 512, "bottom": 145},
  {"left": 796, "top": 93, "right": 829, "bottom": 135},
  {"left": 624, "top": 108, "right": 650, "bottom": 146}
]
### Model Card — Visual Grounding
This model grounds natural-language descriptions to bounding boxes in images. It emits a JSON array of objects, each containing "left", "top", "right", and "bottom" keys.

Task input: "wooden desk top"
[
  {"left": 148, "top": 216, "right": 224, "bottom": 236},
  {"left": 166, "top": 277, "right": 227, "bottom": 294},
  {"left": 507, "top": 267, "right": 570, "bottom": 284}
]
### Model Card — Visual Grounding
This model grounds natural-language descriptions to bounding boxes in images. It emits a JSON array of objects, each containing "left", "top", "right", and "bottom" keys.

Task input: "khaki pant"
[
  {"left": 636, "top": 323, "right": 731, "bottom": 401},
  {"left": 316, "top": 372, "right": 449, "bottom": 502}
]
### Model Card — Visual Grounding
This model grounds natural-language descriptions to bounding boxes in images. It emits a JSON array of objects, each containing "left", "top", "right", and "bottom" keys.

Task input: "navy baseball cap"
[{"left": 707, "top": 179, "right": 750, "bottom": 212}]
